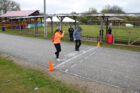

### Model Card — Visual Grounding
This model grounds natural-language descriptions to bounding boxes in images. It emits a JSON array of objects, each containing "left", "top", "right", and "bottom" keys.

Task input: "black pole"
[
  {"left": 100, "top": 16, "right": 104, "bottom": 41},
  {"left": 50, "top": 17, "right": 53, "bottom": 36},
  {"left": 74, "top": 16, "right": 77, "bottom": 29},
  {"left": 57, "top": 16, "right": 64, "bottom": 30},
  {"left": 60, "top": 17, "right": 63, "bottom": 30},
  {"left": 106, "top": 17, "right": 109, "bottom": 35}
]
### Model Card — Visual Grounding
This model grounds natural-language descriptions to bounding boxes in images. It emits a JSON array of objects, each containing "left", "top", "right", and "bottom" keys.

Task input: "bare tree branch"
[{"left": 0, "top": 0, "right": 20, "bottom": 14}]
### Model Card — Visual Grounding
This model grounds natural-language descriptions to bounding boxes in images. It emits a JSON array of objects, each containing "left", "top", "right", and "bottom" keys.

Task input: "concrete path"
[{"left": 0, "top": 33, "right": 140, "bottom": 93}]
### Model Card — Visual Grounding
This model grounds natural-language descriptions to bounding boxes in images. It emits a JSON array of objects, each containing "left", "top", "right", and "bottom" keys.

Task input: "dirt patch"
[{"left": 0, "top": 53, "right": 133, "bottom": 93}]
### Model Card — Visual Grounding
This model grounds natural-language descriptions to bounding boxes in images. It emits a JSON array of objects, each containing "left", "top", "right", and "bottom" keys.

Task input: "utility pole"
[
  {"left": 44, "top": 0, "right": 47, "bottom": 38},
  {"left": 100, "top": 16, "right": 104, "bottom": 41}
]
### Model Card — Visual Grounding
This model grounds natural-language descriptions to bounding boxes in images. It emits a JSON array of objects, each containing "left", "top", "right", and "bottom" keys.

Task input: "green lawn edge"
[{"left": 0, "top": 57, "right": 82, "bottom": 93}]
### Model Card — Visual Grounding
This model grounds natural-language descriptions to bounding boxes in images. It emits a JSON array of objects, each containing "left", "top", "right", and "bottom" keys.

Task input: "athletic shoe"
[
  {"left": 57, "top": 58, "right": 60, "bottom": 62},
  {"left": 75, "top": 49, "right": 79, "bottom": 51}
]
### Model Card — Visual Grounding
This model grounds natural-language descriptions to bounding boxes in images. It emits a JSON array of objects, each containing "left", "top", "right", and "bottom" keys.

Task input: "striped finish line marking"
[{"left": 55, "top": 47, "right": 97, "bottom": 68}]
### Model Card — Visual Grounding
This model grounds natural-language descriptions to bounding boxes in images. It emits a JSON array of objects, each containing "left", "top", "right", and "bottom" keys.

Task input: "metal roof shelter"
[
  {"left": 108, "top": 17, "right": 125, "bottom": 29},
  {"left": 1, "top": 12, "right": 140, "bottom": 40},
  {"left": 0, "top": 10, "right": 39, "bottom": 17},
  {"left": 108, "top": 17, "right": 125, "bottom": 21},
  {"left": 0, "top": 10, "right": 41, "bottom": 35},
  {"left": 47, "top": 13, "right": 140, "bottom": 41},
  {"left": 48, "top": 13, "right": 140, "bottom": 17}
]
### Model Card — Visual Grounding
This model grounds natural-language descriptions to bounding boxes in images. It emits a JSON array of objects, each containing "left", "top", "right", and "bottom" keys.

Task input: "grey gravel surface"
[{"left": 0, "top": 33, "right": 140, "bottom": 92}]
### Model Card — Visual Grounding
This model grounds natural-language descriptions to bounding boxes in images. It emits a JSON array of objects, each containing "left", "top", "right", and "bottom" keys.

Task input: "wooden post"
[
  {"left": 40, "top": 17, "right": 42, "bottom": 23},
  {"left": 19, "top": 19, "right": 21, "bottom": 32},
  {"left": 128, "top": 31, "right": 131, "bottom": 45},
  {"left": 34, "top": 18, "right": 38, "bottom": 36},
  {"left": 27, "top": 18, "right": 29, "bottom": 32},
  {"left": 34, "top": 18, "right": 37, "bottom": 36},
  {"left": 10, "top": 18, "right": 13, "bottom": 29},
  {"left": 113, "top": 31, "right": 116, "bottom": 44},
  {"left": 36, "top": 18, "right": 38, "bottom": 36}
]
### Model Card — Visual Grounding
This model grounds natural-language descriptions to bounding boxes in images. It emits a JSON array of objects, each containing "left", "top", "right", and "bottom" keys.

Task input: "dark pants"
[
  {"left": 54, "top": 44, "right": 61, "bottom": 58},
  {"left": 69, "top": 33, "right": 73, "bottom": 41},
  {"left": 75, "top": 40, "right": 81, "bottom": 51}
]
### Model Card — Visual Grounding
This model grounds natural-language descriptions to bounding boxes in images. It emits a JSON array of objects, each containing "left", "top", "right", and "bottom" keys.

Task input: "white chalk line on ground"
[
  {"left": 63, "top": 50, "right": 97, "bottom": 73},
  {"left": 81, "top": 51, "right": 96, "bottom": 63},
  {"left": 54, "top": 47, "right": 97, "bottom": 68},
  {"left": 64, "top": 69, "right": 69, "bottom": 72},
  {"left": 70, "top": 64, "right": 77, "bottom": 68},
  {"left": 64, "top": 63, "right": 77, "bottom": 73}
]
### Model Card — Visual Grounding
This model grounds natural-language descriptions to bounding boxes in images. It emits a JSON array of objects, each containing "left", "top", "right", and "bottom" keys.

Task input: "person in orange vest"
[{"left": 52, "top": 28, "right": 64, "bottom": 61}]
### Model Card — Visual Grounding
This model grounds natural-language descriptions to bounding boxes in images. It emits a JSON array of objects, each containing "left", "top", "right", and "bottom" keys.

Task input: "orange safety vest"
[{"left": 52, "top": 31, "right": 64, "bottom": 44}]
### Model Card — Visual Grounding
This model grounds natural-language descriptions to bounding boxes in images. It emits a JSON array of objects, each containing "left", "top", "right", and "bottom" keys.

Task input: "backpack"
[{"left": 52, "top": 35, "right": 55, "bottom": 43}]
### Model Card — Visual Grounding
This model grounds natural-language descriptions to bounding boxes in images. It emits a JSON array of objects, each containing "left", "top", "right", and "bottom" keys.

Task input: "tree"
[
  {"left": 88, "top": 8, "right": 97, "bottom": 13},
  {"left": 71, "top": 11, "right": 77, "bottom": 14},
  {"left": 86, "top": 8, "right": 99, "bottom": 24},
  {"left": 0, "top": 0, "right": 20, "bottom": 14},
  {"left": 125, "top": 16, "right": 140, "bottom": 26},
  {"left": 77, "top": 8, "right": 100, "bottom": 24},
  {"left": 101, "top": 5, "right": 125, "bottom": 13}
]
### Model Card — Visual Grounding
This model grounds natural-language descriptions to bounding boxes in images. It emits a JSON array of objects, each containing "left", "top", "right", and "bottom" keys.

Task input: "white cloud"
[{"left": 13, "top": 0, "right": 140, "bottom": 13}]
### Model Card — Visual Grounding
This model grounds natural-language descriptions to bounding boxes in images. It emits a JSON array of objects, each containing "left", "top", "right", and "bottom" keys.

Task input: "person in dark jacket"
[
  {"left": 107, "top": 27, "right": 112, "bottom": 34},
  {"left": 73, "top": 26, "right": 82, "bottom": 51},
  {"left": 68, "top": 25, "right": 74, "bottom": 41}
]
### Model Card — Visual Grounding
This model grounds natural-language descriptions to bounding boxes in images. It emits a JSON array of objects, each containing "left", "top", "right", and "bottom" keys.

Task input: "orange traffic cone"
[
  {"left": 97, "top": 41, "right": 100, "bottom": 47},
  {"left": 48, "top": 60, "right": 55, "bottom": 72}
]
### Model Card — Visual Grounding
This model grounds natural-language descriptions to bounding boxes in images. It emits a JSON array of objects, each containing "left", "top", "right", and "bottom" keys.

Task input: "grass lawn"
[
  {"left": 0, "top": 25, "right": 140, "bottom": 52},
  {"left": 0, "top": 57, "right": 82, "bottom": 93},
  {"left": 3, "top": 25, "right": 140, "bottom": 35}
]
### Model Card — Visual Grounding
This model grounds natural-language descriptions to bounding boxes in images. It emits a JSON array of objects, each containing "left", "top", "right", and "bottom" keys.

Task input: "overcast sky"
[{"left": 13, "top": 0, "right": 140, "bottom": 14}]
